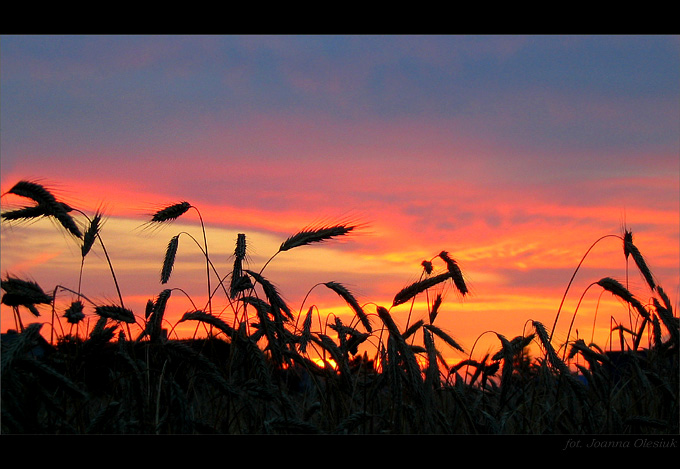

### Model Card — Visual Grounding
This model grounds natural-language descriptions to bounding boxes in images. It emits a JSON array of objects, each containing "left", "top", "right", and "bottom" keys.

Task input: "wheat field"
[{"left": 1, "top": 180, "right": 678, "bottom": 434}]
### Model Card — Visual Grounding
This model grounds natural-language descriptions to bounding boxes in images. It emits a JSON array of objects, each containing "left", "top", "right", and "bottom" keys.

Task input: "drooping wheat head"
[
  {"left": 653, "top": 297, "right": 679, "bottom": 345},
  {"left": 403, "top": 319, "right": 424, "bottom": 340},
  {"left": 245, "top": 270, "right": 293, "bottom": 321},
  {"left": 424, "top": 324, "right": 464, "bottom": 353},
  {"left": 1, "top": 276, "right": 52, "bottom": 323},
  {"left": 1, "top": 203, "right": 70, "bottom": 222},
  {"left": 438, "top": 251, "right": 468, "bottom": 296},
  {"left": 532, "top": 320, "right": 568, "bottom": 373},
  {"left": 596, "top": 277, "right": 650, "bottom": 320},
  {"left": 323, "top": 281, "right": 372, "bottom": 332},
  {"left": 392, "top": 272, "right": 451, "bottom": 307},
  {"left": 494, "top": 333, "right": 515, "bottom": 400},
  {"left": 64, "top": 300, "right": 86, "bottom": 324},
  {"left": 1, "top": 276, "right": 53, "bottom": 311},
  {"left": 94, "top": 305, "right": 136, "bottom": 324},
  {"left": 623, "top": 229, "right": 656, "bottom": 291},
  {"left": 178, "top": 310, "right": 236, "bottom": 339},
  {"left": 377, "top": 305, "right": 424, "bottom": 398},
  {"left": 3, "top": 180, "right": 82, "bottom": 238},
  {"left": 161, "top": 235, "right": 180, "bottom": 284}
]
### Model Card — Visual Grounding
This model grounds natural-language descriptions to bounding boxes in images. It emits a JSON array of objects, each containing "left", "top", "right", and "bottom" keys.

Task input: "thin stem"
[
  {"left": 563, "top": 282, "right": 596, "bottom": 361},
  {"left": 549, "top": 234, "right": 622, "bottom": 342},
  {"left": 191, "top": 207, "right": 212, "bottom": 316}
]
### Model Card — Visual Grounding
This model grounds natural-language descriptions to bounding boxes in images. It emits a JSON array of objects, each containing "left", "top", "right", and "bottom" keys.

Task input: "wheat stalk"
[
  {"left": 241, "top": 294, "right": 286, "bottom": 364},
  {"left": 178, "top": 310, "right": 236, "bottom": 339},
  {"left": 392, "top": 272, "right": 451, "bottom": 307},
  {"left": 549, "top": 233, "right": 622, "bottom": 341},
  {"left": 4, "top": 180, "right": 82, "bottom": 238},
  {"left": 81, "top": 211, "right": 103, "bottom": 258},
  {"left": 279, "top": 223, "right": 356, "bottom": 252},
  {"left": 245, "top": 270, "right": 292, "bottom": 320},
  {"left": 95, "top": 305, "right": 136, "bottom": 324},
  {"left": 421, "top": 260, "right": 434, "bottom": 275},
  {"left": 429, "top": 293, "right": 443, "bottom": 324},
  {"left": 146, "top": 201, "right": 214, "bottom": 318},
  {"left": 438, "top": 251, "right": 468, "bottom": 296},
  {"left": 403, "top": 319, "right": 424, "bottom": 340},
  {"left": 568, "top": 338, "right": 610, "bottom": 367},
  {"left": 161, "top": 235, "right": 180, "bottom": 284},
  {"left": 299, "top": 306, "right": 314, "bottom": 353},
  {"left": 533, "top": 320, "right": 568, "bottom": 374},
  {"left": 495, "top": 333, "right": 514, "bottom": 402},
  {"left": 1, "top": 203, "right": 71, "bottom": 222},
  {"left": 424, "top": 324, "right": 464, "bottom": 352},
  {"left": 63, "top": 300, "right": 86, "bottom": 324},
  {"left": 596, "top": 277, "right": 650, "bottom": 320},
  {"left": 377, "top": 306, "right": 424, "bottom": 399},
  {"left": 230, "top": 233, "right": 249, "bottom": 299},
  {"left": 257, "top": 221, "right": 359, "bottom": 276},
  {"left": 1, "top": 276, "right": 53, "bottom": 311},
  {"left": 423, "top": 327, "right": 440, "bottom": 389},
  {"left": 653, "top": 297, "right": 678, "bottom": 345},
  {"left": 323, "top": 281, "right": 372, "bottom": 332},
  {"left": 143, "top": 289, "right": 172, "bottom": 340},
  {"left": 623, "top": 229, "right": 656, "bottom": 291},
  {"left": 1, "top": 323, "right": 45, "bottom": 374},
  {"left": 149, "top": 201, "right": 192, "bottom": 223}
]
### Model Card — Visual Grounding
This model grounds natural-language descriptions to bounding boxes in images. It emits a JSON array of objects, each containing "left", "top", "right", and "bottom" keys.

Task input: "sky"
[{"left": 1, "top": 35, "right": 678, "bottom": 363}]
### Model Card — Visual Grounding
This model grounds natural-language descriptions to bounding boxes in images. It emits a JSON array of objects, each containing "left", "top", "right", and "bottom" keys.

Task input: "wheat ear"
[
  {"left": 149, "top": 201, "right": 191, "bottom": 223},
  {"left": 623, "top": 229, "right": 656, "bottom": 291},
  {"left": 323, "top": 281, "right": 372, "bottom": 332},
  {"left": 95, "top": 305, "right": 136, "bottom": 323},
  {"left": 424, "top": 324, "right": 464, "bottom": 352},
  {"left": 245, "top": 270, "right": 292, "bottom": 320},
  {"left": 5, "top": 180, "right": 82, "bottom": 238},
  {"left": 178, "top": 310, "right": 236, "bottom": 339},
  {"left": 81, "top": 211, "right": 103, "bottom": 258},
  {"left": 1, "top": 276, "right": 53, "bottom": 310},
  {"left": 392, "top": 272, "right": 451, "bottom": 307},
  {"left": 596, "top": 277, "right": 650, "bottom": 319},
  {"left": 161, "top": 235, "right": 180, "bottom": 284},
  {"left": 438, "top": 251, "right": 468, "bottom": 296},
  {"left": 279, "top": 223, "right": 356, "bottom": 252}
]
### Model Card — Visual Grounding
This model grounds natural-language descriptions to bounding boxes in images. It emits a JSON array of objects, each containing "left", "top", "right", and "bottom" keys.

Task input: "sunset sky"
[{"left": 1, "top": 35, "right": 678, "bottom": 362}]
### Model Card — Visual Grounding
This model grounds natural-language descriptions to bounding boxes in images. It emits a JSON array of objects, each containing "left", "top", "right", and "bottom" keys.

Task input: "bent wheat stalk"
[
  {"left": 279, "top": 224, "right": 356, "bottom": 252},
  {"left": 161, "top": 235, "right": 180, "bottom": 284},
  {"left": 323, "top": 281, "right": 372, "bottom": 333},
  {"left": 146, "top": 202, "right": 213, "bottom": 317},
  {"left": 3, "top": 180, "right": 82, "bottom": 238},
  {"left": 393, "top": 273, "right": 451, "bottom": 307},
  {"left": 259, "top": 222, "right": 358, "bottom": 274},
  {"left": 550, "top": 234, "right": 622, "bottom": 341},
  {"left": 438, "top": 251, "right": 468, "bottom": 296},
  {"left": 623, "top": 229, "right": 656, "bottom": 291}
]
